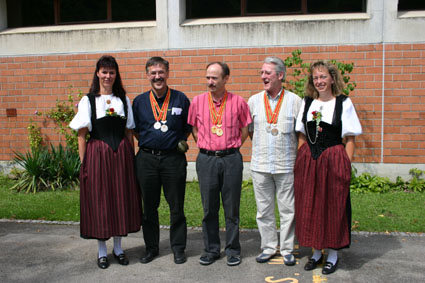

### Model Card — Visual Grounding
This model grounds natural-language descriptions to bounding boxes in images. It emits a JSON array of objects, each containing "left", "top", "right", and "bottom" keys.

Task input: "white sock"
[
  {"left": 98, "top": 240, "right": 107, "bottom": 258},
  {"left": 326, "top": 249, "right": 338, "bottom": 265},
  {"left": 311, "top": 249, "right": 322, "bottom": 261},
  {"left": 113, "top": 236, "right": 124, "bottom": 255}
]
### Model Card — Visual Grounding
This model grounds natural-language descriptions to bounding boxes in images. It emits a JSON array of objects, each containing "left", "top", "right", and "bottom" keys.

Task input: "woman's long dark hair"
[{"left": 89, "top": 55, "right": 126, "bottom": 99}]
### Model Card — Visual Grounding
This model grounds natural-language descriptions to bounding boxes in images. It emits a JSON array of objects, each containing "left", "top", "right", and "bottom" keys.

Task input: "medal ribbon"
[
  {"left": 150, "top": 88, "right": 171, "bottom": 122},
  {"left": 208, "top": 91, "right": 228, "bottom": 126},
  {"left": 264, "top": 90, "right": 285, "bottom": 124}
]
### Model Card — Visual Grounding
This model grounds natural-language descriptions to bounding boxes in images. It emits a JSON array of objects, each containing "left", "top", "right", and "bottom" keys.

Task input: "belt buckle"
[{"left": 215, "top": 151, "right": 225, "bottom": 157}]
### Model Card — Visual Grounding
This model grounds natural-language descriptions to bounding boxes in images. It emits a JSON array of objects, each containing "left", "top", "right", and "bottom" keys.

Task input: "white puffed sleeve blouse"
[
  {"left": 295, "top": 97, "right": 362, "bottom": 137},
  {"left": 69, "top": 94, "right": 135, "bottom": 132}
]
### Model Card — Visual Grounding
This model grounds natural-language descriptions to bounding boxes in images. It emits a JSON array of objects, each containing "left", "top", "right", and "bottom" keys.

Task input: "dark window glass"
[
  {"left": 7, "top": 0, "right": 54, "bottom": 28},
  {"left": 398, "top": 0, "right": 425, "bottom": 11},
  {"left": 60, "top": 0, "right": 107, "bottom": 23},
  {"left": 112, "top": 0, "right": 156, "bottom": 21},
  {"left": 246, "top": 0, "right": 301, "bottom": 15},
  {"left": 187, "top": 0, "right": 366, "bottom": 19},
  {"left": 6, "top": 0, "right": 156, "bottom": 28},
  {"left": 186, "top": 0, "right": 240, "bottom": 19},
  {"left": 308, "top": 0, "right": 366, "bottom": 14}
]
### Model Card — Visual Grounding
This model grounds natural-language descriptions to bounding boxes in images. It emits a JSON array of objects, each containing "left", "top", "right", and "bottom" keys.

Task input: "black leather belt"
[
  {"left": 141, "top": 147, "right": 176, "bottom": 156},
  {"left": 200, "top": 148, "right": 238, "bottom": 157}
]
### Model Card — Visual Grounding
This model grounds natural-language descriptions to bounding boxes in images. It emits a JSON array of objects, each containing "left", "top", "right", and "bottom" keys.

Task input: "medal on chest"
[
  {"left": 264, "top": 90, "right": 284, "bottom": 136},
  {"left": 208, "top": 91, "right": 227, "bottom": 137},
  {"left": 150, "top": 89, "right": 171, "bottom": 132}
]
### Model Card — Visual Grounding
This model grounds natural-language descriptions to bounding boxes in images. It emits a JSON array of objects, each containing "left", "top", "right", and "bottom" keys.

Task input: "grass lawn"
[{"left": 1, "top": 175, "right": 424, "bottom": 233}]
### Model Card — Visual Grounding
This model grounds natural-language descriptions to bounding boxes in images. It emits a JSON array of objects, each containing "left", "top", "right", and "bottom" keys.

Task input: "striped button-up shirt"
[{"left": 248, "top": 89, "right": 302, "bottom": 174}]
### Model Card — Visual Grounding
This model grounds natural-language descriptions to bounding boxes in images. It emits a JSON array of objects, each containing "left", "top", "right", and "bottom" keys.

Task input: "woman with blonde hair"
[{"left": 294, "top": 60, "right": 362, "bottom": 274}]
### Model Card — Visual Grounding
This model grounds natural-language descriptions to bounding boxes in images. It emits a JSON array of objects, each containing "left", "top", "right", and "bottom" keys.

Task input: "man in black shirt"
[{"left": 133, "top": 56, "right": 191, "bottom": 264}]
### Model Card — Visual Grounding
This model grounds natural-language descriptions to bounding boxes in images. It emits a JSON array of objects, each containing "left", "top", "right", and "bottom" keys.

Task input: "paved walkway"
[{"left": 0, "top": 220, "right": 424, "bottom": 283}]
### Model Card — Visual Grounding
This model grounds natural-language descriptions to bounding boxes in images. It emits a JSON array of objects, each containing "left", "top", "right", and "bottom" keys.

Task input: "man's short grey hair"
[{"left": 264, "top": 56, "right": 286, "bottom": 81}]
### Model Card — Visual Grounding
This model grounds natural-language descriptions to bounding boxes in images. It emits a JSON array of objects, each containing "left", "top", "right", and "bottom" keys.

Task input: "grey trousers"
[
  {"left": 196, "top": 150, "right": 243, "bottom": 257},
  {"left": 251, "top": 170, "right": 295, "bottom": 256}
]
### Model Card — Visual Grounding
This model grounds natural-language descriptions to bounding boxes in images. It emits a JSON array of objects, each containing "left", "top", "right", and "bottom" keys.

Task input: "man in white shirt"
[{"left": 248, "top": 56, "right": 302, "bottom": 266}]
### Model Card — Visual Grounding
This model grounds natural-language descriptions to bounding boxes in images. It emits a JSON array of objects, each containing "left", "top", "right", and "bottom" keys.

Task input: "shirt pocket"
[{"left": 280, "top": 117, "right": 296, "bottom": 134}]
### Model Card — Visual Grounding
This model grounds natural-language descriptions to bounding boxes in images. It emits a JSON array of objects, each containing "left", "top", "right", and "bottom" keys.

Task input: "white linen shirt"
[
  {"left": 69, "top": 94, "right": 135, "bottom": 131},
  {"left": 295, "top": 97, "right": 362, "bottom": 137},
  {"left": 248, "top": 89, "right": 302, "bottom": 174}
]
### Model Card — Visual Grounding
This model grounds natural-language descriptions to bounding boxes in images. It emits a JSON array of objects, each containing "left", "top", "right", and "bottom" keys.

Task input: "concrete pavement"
[{"left": 0, "top": 220, "right": 424, "bottom": 283}]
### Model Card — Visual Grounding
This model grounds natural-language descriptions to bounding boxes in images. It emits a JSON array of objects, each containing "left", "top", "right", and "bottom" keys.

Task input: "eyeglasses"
[
  {"left": 259, "top": 70, "right": 275, "bottom": 76},
  {"left": 148, "top": 70, "right": 167, "bottom": 77},
  {"left": 312, "top": 75, "right": 328, "bottom": 81}
]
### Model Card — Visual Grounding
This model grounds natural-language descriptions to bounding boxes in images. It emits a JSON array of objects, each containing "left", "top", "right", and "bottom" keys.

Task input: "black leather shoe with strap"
[
  {"left": 113, "top": 252, "right": 129, "bottom": 265},
  {"left": 304, "top": 255, "right": 323, "bottom": 271}
]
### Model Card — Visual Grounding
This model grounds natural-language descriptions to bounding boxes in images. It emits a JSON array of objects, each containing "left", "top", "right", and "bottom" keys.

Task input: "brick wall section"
[{"left": 1, "top": 43, "right": 424, "bottom": 163}]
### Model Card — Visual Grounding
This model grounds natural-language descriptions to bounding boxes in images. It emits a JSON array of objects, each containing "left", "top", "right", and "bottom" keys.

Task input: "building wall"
[{"left": 1, "top": 0, "right": 424, "bottom": 178}]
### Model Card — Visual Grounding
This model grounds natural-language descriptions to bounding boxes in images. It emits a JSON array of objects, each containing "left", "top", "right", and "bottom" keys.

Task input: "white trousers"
[{"left": 252, "top": 170, "right": 295, "bottom": 256}]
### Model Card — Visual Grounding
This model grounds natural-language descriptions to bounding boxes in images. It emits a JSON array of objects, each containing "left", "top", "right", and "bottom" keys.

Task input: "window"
[
  {"left": 398, "top": 0, "right": 425, "bottom": 11},
  {"left": 6, "top": 0, "right": 156, "bottom": 28},
  {"left": 186, "top": 0, "right": 367, "bottom": 19}
]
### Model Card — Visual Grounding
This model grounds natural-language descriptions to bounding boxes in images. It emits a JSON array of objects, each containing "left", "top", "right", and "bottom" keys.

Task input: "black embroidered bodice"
[
  {"left": 302, "top": 95, "right": 347, "bottom": 160},
  {"left": 87, "top": 93, "right": 128, "bottom": 152}
]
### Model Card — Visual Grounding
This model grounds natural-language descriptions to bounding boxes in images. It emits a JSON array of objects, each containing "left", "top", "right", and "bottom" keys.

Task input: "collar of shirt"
[{"left": 266, "top": 88, "right": 283, "bottom": 101}]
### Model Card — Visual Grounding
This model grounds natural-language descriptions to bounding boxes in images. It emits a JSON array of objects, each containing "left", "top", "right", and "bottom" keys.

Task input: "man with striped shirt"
[{"left": 248, "top": 56, "right": 302, "bottom": 266}]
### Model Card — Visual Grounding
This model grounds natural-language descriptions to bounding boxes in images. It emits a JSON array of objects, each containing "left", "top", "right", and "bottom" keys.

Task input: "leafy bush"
[
  {"left": 350, "top": 167, "right": 425, "bottom": 193},
  {"left": 45, "top": 91, "right": 83, "bottom": 152},
  {"left": 11, "top": 87, "right": 83, "bottom": 193},
  {"left": 31, "top": 87, "right": 83, "bottom": 152},
  {"left": 11, "top": 145, "right": 80, "bottom": 193},
  {"left": 283, "top": 49, "right": 356, "bottom": 98}
]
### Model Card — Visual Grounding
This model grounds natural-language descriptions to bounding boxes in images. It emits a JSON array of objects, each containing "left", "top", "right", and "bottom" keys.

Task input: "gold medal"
[
  {"left": 271, "top": 128, "right": 279, "bottom": 136},
  {"left": 208, "top": 92, "right": 227, "bottom": 138},
  {"left": 106, "top": 99, "right": 111, "bottom": 104},
  {"left": 216, "top": 128, "right": 223, "bottom": 136}
]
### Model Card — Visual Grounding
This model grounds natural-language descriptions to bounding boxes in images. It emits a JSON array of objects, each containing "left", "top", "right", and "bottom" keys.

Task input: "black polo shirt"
[{"left": 133, "top": 88, "right": 191, "bottom": 150}]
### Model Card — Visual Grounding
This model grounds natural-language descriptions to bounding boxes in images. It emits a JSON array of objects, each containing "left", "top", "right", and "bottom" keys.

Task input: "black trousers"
[
  {"left": 136, "top": 150, "right": 187, "bottom": 253},
  {"left": 196, "top": 150, "right": 243, "bottom": 257}
]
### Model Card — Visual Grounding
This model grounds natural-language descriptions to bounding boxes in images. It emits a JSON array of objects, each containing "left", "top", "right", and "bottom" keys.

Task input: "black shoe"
[
  {"left": 113, "top": 252, "right": 129, "bottom": 265},
  {"left": 227, "top": 255, "right": 241, "bottom": 266},
  {"left": 199, "top": 254, "right": 219, "bottom": 265},
  {"left": 322, "top": 260, "right": 338, "bottom": 275},
  {"left": 304, "top": 256, "right": 323, "bottom": 271},
  {"left": 174, "top": 251, "right": 187, "bottom": 264},
  {"left": 140, "top": 250, "right": 158, "bottom": 264},
  {"left": 97, "top": 256, "right": 109, "bottom": 269}
]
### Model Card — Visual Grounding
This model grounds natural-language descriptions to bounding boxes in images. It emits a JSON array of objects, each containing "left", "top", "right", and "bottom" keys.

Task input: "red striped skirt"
[
  {"left": 79, "top": 137, "right": 142, "bottom": 240},
  {"left": 294, "top": 143, "right": 351, "bottom": 250}
]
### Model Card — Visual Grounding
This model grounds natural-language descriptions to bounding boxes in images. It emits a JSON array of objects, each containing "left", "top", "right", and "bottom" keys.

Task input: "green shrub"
[
  {"left": 350, "top": 167, "right": 425, "bottom": 193},
  {"left": 11, "top": 145, "right": 80, "bottom": 193},
  {"left": 10, "top": 148, "right": 50, "bottom": 193},
  {"left": 283, "top": 49, "right": 357, "bottom": 98}
]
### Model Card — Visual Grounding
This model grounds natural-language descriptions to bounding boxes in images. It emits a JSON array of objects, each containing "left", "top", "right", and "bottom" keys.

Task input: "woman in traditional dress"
[
  {"left": 294, "top": 60, "right": 362, "bottom": 275},
  {"left": 70, "top": 55, "right": 142, "bottom": 269}
]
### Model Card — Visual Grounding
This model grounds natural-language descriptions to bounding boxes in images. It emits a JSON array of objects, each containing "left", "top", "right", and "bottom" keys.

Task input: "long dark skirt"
[
  {"left": 79, "top": 137, "right": 142, "bottom": 240},
  {"left": 294, "top": 143, "right": 351, "bottom": 250}
]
